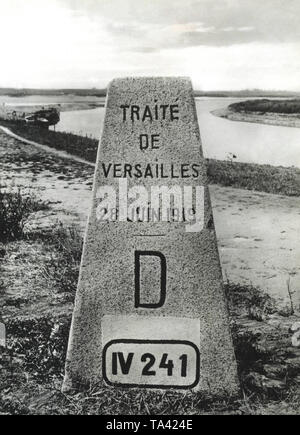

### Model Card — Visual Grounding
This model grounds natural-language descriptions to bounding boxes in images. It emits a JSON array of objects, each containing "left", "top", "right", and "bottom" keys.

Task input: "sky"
[{"left": 1, "top": 0, "right": 300, "bottom": 90}]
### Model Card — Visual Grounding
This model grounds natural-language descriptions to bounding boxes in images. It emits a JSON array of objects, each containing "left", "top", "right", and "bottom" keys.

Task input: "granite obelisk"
[{"left": 62, "top": 77, "right": 239, "bottom": 396}]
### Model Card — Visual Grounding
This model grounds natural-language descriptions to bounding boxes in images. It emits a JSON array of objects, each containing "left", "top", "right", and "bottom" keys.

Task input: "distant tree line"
[
  {"left": 229, "top": 99, "right": 300, "bottom": 114},
  {"left": 0, "top": 88, "right": 107, "bottom": 97}
]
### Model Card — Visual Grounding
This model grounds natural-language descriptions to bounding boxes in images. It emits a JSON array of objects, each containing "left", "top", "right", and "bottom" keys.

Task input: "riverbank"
[
  {"left": 56, "top": 102, "right": 104, "bottom": 112},
  {"left": 0, "top": 130, "right": 299, "bottom": 414},
  {"left": 212, "top": 107, "right": 300, "bottom": 129},
  {"left": 2, "top": 121, "right": 300, "bottom": 197}
]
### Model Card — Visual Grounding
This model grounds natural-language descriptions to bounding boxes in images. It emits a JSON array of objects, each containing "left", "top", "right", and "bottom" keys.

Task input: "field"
[{"left": 0, "top": 126, "right": 299, "bottom": 415}]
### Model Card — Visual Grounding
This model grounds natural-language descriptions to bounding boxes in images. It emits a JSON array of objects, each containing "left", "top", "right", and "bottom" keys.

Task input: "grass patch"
[
  {"left": 4, "top": 315, "right": 71, "bottom": 383},
  {"left": 225, "top": 282, "right": 278, "bottom": 319},
  {"left": 1, "top": 281, "right": 300, "bottom": 414},
  {"left": 1, "top": 120, "right": 98, "bottom": 162},
  {"left": 0, "top": 186, "right": 49, "bottom": 242},
  {"left": 207, "top": 159, "right": 300, "bottom": 196},
  {"left": 41, "top": 225, "right": 83, "bottom": 294},
  {"left": 225, "top": 283, "right": 300, "bottom": 404}
]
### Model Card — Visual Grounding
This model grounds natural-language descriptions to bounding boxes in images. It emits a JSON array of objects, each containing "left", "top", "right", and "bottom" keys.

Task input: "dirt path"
[
  {"left": 0, "top": 131, "right": 299, "bottom": 310},
  {"left": 0, "top": 126, "right": 95, "bottom": 167}
]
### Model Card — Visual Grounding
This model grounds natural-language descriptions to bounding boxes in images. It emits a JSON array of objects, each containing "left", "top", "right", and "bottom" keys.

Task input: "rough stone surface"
[{"left": 62, "top": 77, "right": 239, "bottom": 395}]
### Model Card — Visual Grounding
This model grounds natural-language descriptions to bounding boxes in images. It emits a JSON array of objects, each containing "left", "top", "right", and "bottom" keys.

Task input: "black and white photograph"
[{"left": 0, "top": 0, "right": 300, "bottom": 418}]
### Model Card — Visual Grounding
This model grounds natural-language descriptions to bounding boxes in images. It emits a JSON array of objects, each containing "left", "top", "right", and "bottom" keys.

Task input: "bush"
[
  {"left": 0, "top": 187, "right": 48, "bottom": 242},
  {"left": 42, "top": 224, "right": 83, "bottom": 294}
]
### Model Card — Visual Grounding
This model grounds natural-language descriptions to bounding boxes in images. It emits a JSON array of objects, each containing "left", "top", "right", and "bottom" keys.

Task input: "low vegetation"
[
  {"left": 1, "top": 276, "right": 299, "bottom": 414},
  {"left": 207, "top": 159, "right": 300, "bottom": 196},
  {"left": 0, "top": 187, "right": 49, "bottom": 242},
  {"left": 224, "top": 282, "right": 278, "bottom": 319},
  {"left": 4, "top": 316, "right": 71, "bottom": 383},
  {"left": 0, "top": 121, "right": 98, "bottom": 163},
  {"left": 229, "top": 99, "right": 300, "bottom": 115},
  {"left": 42, "top": 225, "right": 83, "bottom": 294}
]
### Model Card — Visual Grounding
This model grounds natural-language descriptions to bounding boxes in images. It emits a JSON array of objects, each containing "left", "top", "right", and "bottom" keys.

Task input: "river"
[
  {"left": 56, "top": 97, "right": 300, "bottom": 168},
  {"left": 1, "top": 95, "right": 300, "bottom": 167}
]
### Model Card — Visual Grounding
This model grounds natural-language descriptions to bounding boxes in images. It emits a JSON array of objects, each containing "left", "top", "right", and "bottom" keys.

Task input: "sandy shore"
[
  {"left": 1, "top": 130, "right": 299, "bottom": 310},
  {"left": 212, "top": 107, "right": 300, "bottom": 128}
]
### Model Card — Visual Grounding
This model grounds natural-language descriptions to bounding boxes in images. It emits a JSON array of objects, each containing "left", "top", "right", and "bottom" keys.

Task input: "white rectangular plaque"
[
  {"left": 102, "top": 315, "right": 200, "bottom": 389},
  {"left": 103, "top": 339, "right": 200, "bottom": 388}
]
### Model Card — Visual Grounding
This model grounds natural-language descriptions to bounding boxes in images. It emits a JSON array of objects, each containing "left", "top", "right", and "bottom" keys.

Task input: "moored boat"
[{"left": 0, "top": 104, "right": 60, "bottom": 128}]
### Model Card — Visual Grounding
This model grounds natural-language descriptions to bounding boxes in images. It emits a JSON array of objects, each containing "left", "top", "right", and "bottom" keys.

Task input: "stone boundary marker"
[{"left": 62, "top": 77, "right": 239, "bottom": 396}]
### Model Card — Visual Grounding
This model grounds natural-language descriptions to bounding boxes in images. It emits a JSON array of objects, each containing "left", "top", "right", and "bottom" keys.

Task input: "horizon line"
[{"left": 1, "top": 86, "right": 300, "bottom": 94}]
